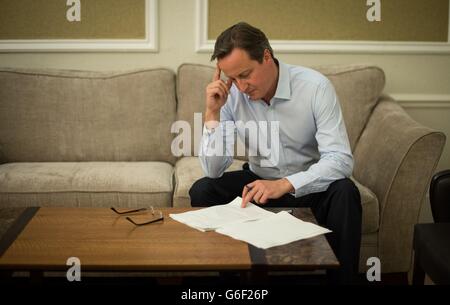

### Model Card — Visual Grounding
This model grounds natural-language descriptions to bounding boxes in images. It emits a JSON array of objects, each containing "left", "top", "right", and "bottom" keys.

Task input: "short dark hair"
[{"left": 211, "top": 22, "right": 274, "bottom": 63}]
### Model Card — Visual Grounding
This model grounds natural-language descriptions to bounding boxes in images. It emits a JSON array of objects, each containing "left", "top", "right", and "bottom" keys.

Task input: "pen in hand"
[{"left": 241, "top": 183, "right": 294, "bottom": 213}]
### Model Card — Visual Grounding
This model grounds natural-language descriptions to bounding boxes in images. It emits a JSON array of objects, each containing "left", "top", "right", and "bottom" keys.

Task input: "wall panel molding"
[
  {"left": 197, "top": 0, "right": 450, "bottom": 54},
  {"left": 0, "top": 0, "right": 158, "bottom": 52},
  {"left": 392, "top": 94, "right": 450, "bottom": 108}
]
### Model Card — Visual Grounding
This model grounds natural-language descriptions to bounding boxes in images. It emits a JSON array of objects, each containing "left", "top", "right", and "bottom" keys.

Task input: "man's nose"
[{"left": 236, "top": 79, "right": 248, "bottom": 92}]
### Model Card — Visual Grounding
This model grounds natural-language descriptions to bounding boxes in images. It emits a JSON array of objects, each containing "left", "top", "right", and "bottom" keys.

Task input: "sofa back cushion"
[
  {"left": 0, "top": 68, "right": 176, "bottom": 164},
  {"left": 176, "top": 64, "right": 216, "bottom": 157},
  {"left": 313, "top": 64, "right": 385, "bottom": 150},
  {"left": 176, "top": 63, "right": 385, "bottom": 154}
]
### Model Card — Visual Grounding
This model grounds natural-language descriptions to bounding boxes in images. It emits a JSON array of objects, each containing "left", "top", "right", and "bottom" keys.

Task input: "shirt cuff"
[
  {"left": 285, "top": 172, "right": 320, "bottom": 198},
  {"left": 203, "top": 124, "right": 215, "bottom": 135}
]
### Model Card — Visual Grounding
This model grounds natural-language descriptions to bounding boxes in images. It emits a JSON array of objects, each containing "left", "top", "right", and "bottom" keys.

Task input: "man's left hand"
[{"left": 241, "top": 178, "right": 294, "bottom": 208}]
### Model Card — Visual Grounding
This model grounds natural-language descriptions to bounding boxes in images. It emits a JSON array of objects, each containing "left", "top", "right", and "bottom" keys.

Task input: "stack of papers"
[
  {"left": 170, "top": 197, "right": 331, "bottom": 249},
  {"left": 169, "top": 197, "right": 274, "bottom": 232}
]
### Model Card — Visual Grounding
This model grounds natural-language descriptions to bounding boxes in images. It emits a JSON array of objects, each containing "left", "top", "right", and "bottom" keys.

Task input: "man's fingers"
[
  {"left": 208, "top": 81, "right": 229, "bottom": 98},
  {"left": 241, "top": 184, "right": 252, "bottom": 208},
  {"left": 213, "top": 66, "right": 221, "bottom": 81},
  {"left": 209, "top": 86, "right": 227, "bottom": 100},
  {"left": 260, "top": 194, "right": 269, "bottom": 204},
  {"left": 226, "top": 78, "right": 233, "bottom": 90},
  {"left": 246, "top": 181, "right": 256, "bottom": 189},
  {"left": 241, "top": 181, "right": 258, "bottom": 208},
  {"left": 216, "top": 81, "right": 230, "bottom": 95},
  {"left": 253, "top": 190, "right": 264, "bottom": 204},
  {"left": 241, "top": 185, "right": 249, "bottom": 202},
  {"left": 242, "top": 187, "right": 257, "bottom": 208},
  {"left": 241, "top": 186, "right": 250, "bottom": 208}
]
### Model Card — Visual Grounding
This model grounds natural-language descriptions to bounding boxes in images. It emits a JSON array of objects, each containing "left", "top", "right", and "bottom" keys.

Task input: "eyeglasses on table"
[{"left": 110, "top": 206, "right": 164, "bottom": 226}]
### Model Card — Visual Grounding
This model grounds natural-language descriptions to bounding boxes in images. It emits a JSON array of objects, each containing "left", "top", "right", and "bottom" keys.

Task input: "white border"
[
  {"left": 0, "top": 0, "right": 158, "bottom": 52},
  {"left": 196, "top": 0, "right": 450, "bottom": 54}
]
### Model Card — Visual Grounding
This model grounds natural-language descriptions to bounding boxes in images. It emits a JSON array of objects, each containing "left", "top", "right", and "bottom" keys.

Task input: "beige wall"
[
  {"left": 0, "top": 0, "right": 449, "bottom": 219},
  {"left": 0, "top": 0, "right": 146, "bottom": 39},
  {"left": 208, "top": 0, "right": 449, "bottom": 42}
]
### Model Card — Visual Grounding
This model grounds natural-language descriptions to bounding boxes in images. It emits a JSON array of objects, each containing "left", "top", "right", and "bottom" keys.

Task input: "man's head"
[
  {"left": 211, "top": 22, "right": 278, "bottom": 102},
  {"left": 211, "top": 22, "right": 274, "bottom": 63}
]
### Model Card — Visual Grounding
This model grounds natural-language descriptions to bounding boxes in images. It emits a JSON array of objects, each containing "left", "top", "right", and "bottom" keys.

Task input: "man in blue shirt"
[{"left": 189, "top": 22, "right": 362, "bottom": 284}]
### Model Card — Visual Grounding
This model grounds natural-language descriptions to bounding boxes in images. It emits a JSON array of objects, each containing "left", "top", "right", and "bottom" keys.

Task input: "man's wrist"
[
  {"left": 205, "top": 110, "right": 220, "bottom": 131},
  {"left": 204, "top": 120, "right": 219, "bottom": 131},
  {"left": 281, "top": 178, "right": 295, "bottom": 194},
  {"left": 205, "top": 110, "right": 219, "bottom": 121}
]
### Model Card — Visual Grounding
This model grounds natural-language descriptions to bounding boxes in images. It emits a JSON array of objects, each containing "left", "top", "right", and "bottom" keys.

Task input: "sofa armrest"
[{"left": 353, "top": 95, "right": 446, "bottom": 273}]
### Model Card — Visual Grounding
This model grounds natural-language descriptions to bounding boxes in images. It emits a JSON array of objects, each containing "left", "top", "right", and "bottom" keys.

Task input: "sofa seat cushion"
[
  {"left": 173, "top": 157, "right": 379, "bottom": 233},
  {"left": 173, "top": 157, "right": 246, "bottom": 207},
  {"left": 0, "top": 162, "right": 174, "bottom": 208}
]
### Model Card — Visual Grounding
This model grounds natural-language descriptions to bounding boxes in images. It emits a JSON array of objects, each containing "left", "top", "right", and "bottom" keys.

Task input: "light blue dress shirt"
[{"left": 199, "top": 61, "right": 353, "bottom": 198}]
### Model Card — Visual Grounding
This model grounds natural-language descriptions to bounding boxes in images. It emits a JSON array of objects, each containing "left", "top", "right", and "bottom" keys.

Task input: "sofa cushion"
[
  {"left": 350, "top": 177, "right": 379, "bottom": 234},
  {"left": 173, "top": 157, "right": 246, "bottom": 207},
  {"left": 0, "top": 162, "right": 174, "bottom": 208},
  {"left": 176, "top": 64, "right": 217, "bottom": 158},
  {"left": 176, "top": 63, "right": 385, "bottom": 153},
  {"left": 0, "top": 68, "right": 177, "bottom": 164},
  {"left": 173, "top": 157, "right": 379, "bottom": 233},
  {"left": 313, "top": 65, "right": 385, "bottom": 150}
]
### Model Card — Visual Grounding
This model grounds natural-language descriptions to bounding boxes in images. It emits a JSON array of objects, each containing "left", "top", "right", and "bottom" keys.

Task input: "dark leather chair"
[{"left": 413, "top": 170, "right": 450, "bottom": 284}]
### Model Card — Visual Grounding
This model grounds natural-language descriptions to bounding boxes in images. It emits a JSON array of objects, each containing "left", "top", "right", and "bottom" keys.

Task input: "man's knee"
[
  {"left": 329, "top": 179, "right": 362, "bottom": 210},
  {"left": 329, "top": 178, "right": 359, "bottom": 195},
  {"left": 189, "top": 178, "right": 211, "bottom": 204}
]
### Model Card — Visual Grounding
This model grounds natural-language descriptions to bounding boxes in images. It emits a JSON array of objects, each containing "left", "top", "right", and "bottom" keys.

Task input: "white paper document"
[
  {"left": 170, "top": 197, "right": 331, "bottom": 249},
  {"left": 169, "top": 197, "right": 274, "bottom": 232},
  {"left": 216, "top": 211, "right": 331, "bottom": 249}
]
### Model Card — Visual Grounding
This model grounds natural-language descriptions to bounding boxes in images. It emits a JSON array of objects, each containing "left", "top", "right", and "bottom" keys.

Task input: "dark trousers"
[{"left": 189, "top": 164, "right": 362, "bottom": 284}]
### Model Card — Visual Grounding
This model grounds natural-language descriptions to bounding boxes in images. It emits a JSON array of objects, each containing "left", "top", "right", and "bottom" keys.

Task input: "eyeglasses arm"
[
  {"left": 110, "top": 207, "right": 147, "bottom": 215},
  {"left": 126, "top": 216, "right": 164, "bottom": 226}
]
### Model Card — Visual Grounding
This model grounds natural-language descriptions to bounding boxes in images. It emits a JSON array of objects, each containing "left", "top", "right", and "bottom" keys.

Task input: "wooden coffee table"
[{"left": 0, "top": 207, "right": 339, "bottom": 282}]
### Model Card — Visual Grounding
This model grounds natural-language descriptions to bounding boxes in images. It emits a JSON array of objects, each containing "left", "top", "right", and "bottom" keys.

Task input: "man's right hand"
[{"left": 205, "top": 66, "right": 232, "bottom": 123}]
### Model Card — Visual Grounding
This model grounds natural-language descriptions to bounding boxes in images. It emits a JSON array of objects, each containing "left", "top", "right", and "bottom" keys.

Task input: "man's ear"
[{"left": 263, "top": 49, "right": 272, "bottom": 62}]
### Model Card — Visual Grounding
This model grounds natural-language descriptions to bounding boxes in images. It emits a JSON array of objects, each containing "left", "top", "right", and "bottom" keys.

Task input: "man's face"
[{"left": 218, "top": 48, "right": 276, "bottom": 101}]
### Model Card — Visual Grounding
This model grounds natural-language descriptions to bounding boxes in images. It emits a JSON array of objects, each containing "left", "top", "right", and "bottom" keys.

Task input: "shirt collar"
[{"left": 273, "top": 61, "right": 291, "bottom": 101}]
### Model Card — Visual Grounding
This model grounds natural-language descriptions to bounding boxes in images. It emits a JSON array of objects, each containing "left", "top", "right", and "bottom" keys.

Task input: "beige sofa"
[{"left": 0, "top": 64, "right": 445, "bottom": 275}]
